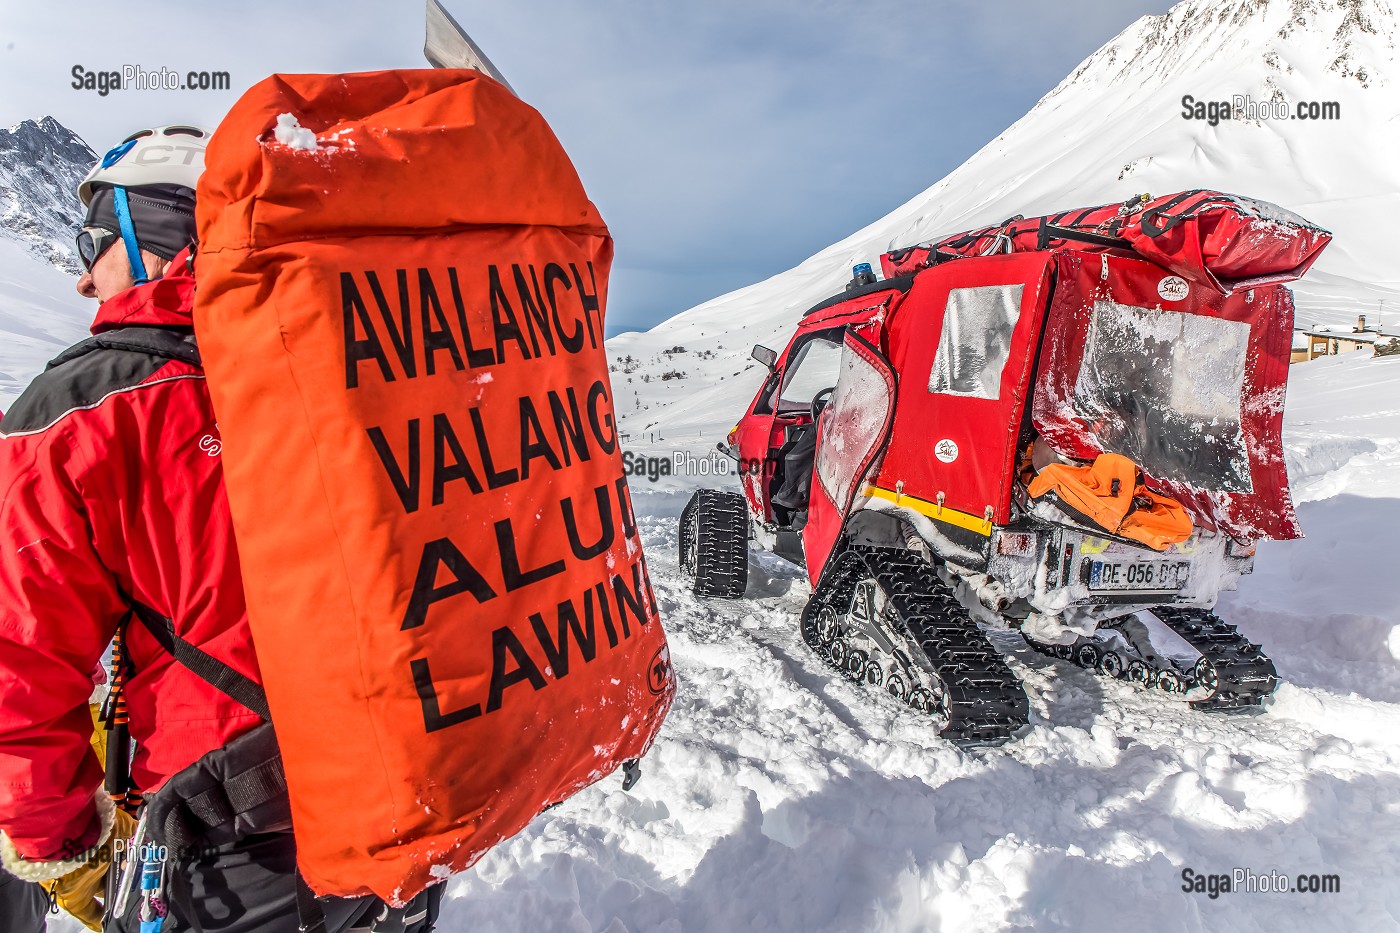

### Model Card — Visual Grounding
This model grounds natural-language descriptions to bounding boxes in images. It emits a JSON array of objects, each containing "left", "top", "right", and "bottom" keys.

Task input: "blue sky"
[{"left": 1, "top": 0, "right": 1172, "bottom": 334}]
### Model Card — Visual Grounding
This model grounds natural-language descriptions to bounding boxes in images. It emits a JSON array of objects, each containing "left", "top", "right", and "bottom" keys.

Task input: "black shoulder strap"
[
  {"left": 128, "top": 600, "right": 271, "bottom": 722},
  {"left": 48, "top": 326, "right": 201, "bottom": 371}
]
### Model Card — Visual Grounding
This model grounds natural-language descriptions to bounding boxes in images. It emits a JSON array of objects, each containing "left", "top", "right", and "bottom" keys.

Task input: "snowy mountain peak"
[
  {"left": 609, "top": 0, "right": 1400, "bottom": 441},
  {"left": 5, "top": 116, "right": 89, "bottom": 152},
  {"left": 1048, "top": 0, "right": 1394, "bottom": 116},
  {"left": 0, "top": 116, "right": 96, "bottom": 275}
]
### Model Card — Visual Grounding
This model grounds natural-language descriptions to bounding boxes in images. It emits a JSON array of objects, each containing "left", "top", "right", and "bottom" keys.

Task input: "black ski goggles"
[{"left": 75, "top": 226, "right": 121, "bottom": 273}]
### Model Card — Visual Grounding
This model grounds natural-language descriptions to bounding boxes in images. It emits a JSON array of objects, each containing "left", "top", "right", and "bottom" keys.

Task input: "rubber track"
[
  {"left": 1153, "top": 607, "right": 1279, "bottom": 710},
  {"left": 801, "top": 546, "right": 1029, "bottom": 745},
  {"left": 685, "top": 489, "right": 749, "bottom": 599},
  {"left": 1025, "top": 606, "right": 1278, "bottom": 711}
]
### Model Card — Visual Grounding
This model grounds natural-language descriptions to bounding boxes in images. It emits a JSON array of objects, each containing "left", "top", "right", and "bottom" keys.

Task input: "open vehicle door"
[{"left": 802, "top": 331, "right": 897, "bottom": 583}]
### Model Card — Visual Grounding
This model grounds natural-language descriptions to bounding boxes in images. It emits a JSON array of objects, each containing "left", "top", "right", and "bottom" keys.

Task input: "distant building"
[
  {"left": 1291, "top": 329, "right": 1310, "bottom": 363},
  {"left": 1294, "top": 314, "right": 1400, "bottom": 362}
]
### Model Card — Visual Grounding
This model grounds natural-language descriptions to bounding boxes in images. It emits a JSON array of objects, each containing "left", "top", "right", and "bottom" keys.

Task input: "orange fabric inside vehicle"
[{"left": 1028, "top": 452, "right": 1193, "bottom": 550}]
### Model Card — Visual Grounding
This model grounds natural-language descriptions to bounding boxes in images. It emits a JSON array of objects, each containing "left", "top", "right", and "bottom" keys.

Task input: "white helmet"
[{"left": 78, "top": 124, "right": 211, "bottom": 206}]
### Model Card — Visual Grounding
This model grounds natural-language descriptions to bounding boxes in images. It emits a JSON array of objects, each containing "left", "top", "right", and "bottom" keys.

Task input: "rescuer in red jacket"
[{"left": 0, "top": 128, "right": 440, "bottom": 932}]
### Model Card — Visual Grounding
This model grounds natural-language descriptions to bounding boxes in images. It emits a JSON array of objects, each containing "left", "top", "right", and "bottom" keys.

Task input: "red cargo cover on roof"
[
  {"left": 1031, "top": 251, "right": 1300, "bottom": 542},
  {"left": 881, "top": 190, "right": 1330, "bottom": 297}
]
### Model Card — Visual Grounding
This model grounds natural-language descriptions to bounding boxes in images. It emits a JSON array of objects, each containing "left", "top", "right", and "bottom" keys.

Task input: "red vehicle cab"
[{"left": 682, "top": 191, "right": 1328, "bottom": 745}]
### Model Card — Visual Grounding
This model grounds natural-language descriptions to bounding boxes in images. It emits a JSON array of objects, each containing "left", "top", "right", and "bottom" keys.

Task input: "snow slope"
[
  {"left": 0, "top": 236, "right": 92, "bottom": 410},
  {"left": 0, "top": 115, "right": 97, "bottom": 411}
]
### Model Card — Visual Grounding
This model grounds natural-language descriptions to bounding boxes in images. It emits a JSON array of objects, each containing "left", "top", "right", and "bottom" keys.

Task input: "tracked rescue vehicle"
[{"left": 681, "top": 190, "right": 1331, "bottom": 745}]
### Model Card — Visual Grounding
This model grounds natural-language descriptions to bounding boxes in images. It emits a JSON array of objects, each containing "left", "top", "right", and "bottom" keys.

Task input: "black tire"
[{"left": 679, "top": 489, "right": 749, "bottom": 598}]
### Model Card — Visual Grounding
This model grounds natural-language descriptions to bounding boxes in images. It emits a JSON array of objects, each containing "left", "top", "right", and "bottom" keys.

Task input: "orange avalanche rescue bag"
[
  {"left": 1028, "top": 452, "right": 1193, "bottom": 551},
  {"left": 194, "top": 71, "right": 674, "bottom": 902}
]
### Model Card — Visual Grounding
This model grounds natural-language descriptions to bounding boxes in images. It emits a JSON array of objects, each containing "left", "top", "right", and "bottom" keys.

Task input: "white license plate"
[{"left": 1089, "top": 559, "right": 1189, "bottom": 591}]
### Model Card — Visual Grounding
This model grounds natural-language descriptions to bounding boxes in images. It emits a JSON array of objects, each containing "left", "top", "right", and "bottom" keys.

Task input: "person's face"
[{"left": 76, "top": 230, "right": 170, "bottom": 303}]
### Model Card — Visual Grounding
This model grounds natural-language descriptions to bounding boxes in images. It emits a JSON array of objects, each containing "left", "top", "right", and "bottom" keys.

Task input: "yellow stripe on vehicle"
[{"left": 862, "top": 485, "right": 993, "bottom": 537}]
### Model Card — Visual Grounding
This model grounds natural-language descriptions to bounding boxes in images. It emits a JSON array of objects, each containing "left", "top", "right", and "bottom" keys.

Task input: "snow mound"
[
  {"left": 272, "top": 113, "right": 321, "bottom": 151},
  {"left": 265, "top": 113, "right": 355, "bottom": 153}
]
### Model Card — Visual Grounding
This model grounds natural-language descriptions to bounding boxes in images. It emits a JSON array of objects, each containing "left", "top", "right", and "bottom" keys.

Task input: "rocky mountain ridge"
[{"left": 0, "top": 117, "right": 97, "bottom": 275}]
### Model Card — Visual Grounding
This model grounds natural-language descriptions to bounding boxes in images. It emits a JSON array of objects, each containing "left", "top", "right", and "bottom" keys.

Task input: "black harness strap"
[
  {"left": 163, "top": 757, "right": 286, "bottom": 847},
  {"left": 224, "top": 756, "right": 288, "bottom": 814},
  {"left": 152, "top": 727, "right": 289, "bottom": 848},
  {"left": 128, "top": 601, "right": 272, "bottom": 721},
  {"left": 123, "top": 602, "right": 334, "bottom": 932},
  {"left": 1067, "top": 207, "right": 1100, "bottom": 226},
  {"left": 1036, "top": 219, "right": 1132, "bottom": 251}
]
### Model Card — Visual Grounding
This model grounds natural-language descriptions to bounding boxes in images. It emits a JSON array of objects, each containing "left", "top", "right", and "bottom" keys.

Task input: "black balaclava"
[{"left": 83, "top": 183, "right": 198, "bottom": 262}]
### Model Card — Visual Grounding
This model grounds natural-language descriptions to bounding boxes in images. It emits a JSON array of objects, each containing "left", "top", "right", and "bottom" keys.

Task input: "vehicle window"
[
  {"left": 752, "top": 371, "right": 780, "bottom": 415},
  {"left": 778, "top": 332, "right": 844, "bottom": 411},
  {"left": 928, "top": 284, "right": 1023, "bottom": 399},
  {"left": 1071, "top": 300, "right": 1252, "bottom": 493}
]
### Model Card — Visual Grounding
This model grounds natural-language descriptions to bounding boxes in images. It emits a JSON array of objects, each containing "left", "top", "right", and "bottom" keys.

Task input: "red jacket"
[{"left": 0, "top": 250, "right": 261, "bottom": 861}]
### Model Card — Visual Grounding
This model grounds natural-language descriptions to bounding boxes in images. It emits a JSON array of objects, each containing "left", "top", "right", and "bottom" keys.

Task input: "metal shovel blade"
[{"left": 424, "top": 0, "right": 517, "bottom": 95}]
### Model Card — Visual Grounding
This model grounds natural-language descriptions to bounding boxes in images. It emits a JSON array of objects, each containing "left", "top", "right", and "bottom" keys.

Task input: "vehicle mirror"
[{"left": 751, "top": 344, "right": 778, "bottom": 370}]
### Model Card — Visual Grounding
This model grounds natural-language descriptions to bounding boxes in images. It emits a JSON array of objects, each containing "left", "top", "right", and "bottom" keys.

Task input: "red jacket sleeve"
[{"left": 0, "top": 418, "right": 124, "bottom": 860}]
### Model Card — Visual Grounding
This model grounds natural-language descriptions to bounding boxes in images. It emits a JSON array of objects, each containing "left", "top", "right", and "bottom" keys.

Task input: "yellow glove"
[
  {"left": 89, "top": 702, "right": 108, "bottom": 764},
  {"left": 38, "top": 806, "right": 137, "bottom": 932}
]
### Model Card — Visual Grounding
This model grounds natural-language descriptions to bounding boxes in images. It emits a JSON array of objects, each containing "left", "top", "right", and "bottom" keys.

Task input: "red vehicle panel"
[
  {"left": 733, "top": 286, "right": 905, "bottom": 522},
  {"left": 875, "top": 252, "right": 1055, "bottom": 529}
]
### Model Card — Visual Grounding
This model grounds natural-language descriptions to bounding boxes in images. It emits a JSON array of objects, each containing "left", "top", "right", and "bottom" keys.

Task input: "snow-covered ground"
[
  {"left": 32, "top": 333, "right": 1399, "bottom": 932},
  {"left": 424, "top": 348, "right": 1400, "bottom": 933}
]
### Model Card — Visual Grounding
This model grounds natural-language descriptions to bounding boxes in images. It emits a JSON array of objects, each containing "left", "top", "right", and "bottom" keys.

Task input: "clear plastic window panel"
[
  {"left": 1071, "top": 300, "right": 1253, "bottom": 493},
  {"left": 779, "top": 334, "right": 844, "bottom": 410},
  {"left": 928, "top": 284, "right": 1024, "bottom": 399},
  {"left": 816, "top": 344, "right": 891, "bottom": 508}
]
